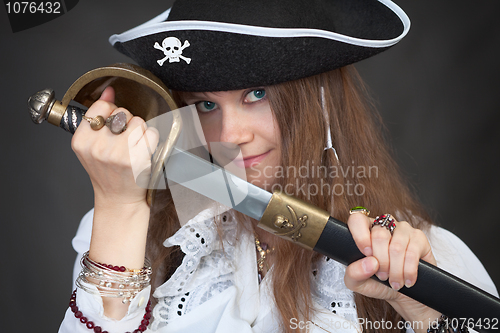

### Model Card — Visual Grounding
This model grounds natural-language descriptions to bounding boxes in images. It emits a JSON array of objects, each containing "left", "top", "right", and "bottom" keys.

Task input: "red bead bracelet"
[
  {"left": 70, "top": 289, "right": 152, "bottom": 333},
  {"left": 96, "top": 262, "right": 149, "bottom": 273}
]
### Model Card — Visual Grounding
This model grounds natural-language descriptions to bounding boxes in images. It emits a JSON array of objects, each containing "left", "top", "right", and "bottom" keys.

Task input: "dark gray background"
[{"left": 1, "top": 1, "right": 499, "bottom": 331}]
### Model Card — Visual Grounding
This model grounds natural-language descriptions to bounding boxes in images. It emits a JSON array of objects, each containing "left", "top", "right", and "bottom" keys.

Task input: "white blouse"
[{"left": 59, "top": 207, "right": 498, "bottom": 333}]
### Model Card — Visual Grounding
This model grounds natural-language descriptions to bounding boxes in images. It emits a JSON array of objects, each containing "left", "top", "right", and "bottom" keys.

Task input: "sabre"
[{"left": 28, "top": 65, "right": 500, "bottom": 332}]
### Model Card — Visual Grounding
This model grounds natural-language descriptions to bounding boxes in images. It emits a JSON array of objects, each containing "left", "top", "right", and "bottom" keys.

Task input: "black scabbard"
[
  {"left": 257, "top": 191, "right": 500, "bottom": 333},
  {"left": 316, "top": 217, "right": 500, "bottom": 332}
]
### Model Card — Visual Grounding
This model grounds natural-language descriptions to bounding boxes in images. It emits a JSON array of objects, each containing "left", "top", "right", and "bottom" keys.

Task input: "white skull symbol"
[
  {"left": 163, "top": 37, "right": 182, "bottom": 59},
  {"left": 154, "top": 37, "right": 191, "bottom": 65}
]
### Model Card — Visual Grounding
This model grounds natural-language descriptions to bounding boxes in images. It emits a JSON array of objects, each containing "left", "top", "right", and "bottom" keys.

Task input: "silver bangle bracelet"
[{"left": 75, "top": 252, "right": 152, "bottom": 304}]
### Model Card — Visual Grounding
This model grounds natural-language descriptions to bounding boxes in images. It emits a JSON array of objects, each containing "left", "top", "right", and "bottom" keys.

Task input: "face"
[{"left": 182, "top": 89, "right": 281, "bottom": 190}]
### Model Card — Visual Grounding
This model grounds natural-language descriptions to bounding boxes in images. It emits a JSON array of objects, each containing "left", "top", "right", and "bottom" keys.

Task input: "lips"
[{"left": 233, "top": 150, "right": 271, "bottom": 168}]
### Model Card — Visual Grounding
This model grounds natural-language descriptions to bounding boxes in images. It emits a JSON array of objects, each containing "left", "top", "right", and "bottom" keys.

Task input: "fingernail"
[
  {"left": 391, "top": 282, "right": 401, "bottom": 290},
  {"left": 363, "top": 247, "right": 372, "bottom": 256},
  {"left": 405, "top": 279, "right": 413, "bottom": 288},
  {"left": 377, "top": 272, "right": 388, "bottom": 281}
]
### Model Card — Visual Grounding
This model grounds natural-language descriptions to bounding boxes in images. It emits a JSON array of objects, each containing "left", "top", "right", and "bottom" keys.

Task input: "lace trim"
[
  {"left": 151, "top": 274, "right": 235, "bottom": 330},
  {"left": 312, "top": 256, "right": 358, "bottom": 323},
  {"left": 151, "top": 208, "right": 237, "bottom": 329}
]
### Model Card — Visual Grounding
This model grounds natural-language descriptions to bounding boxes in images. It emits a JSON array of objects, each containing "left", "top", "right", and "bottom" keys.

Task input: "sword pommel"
[
  {"left": 28, "top": 88, "right": 56, "bottom": 124},
  {"left": 28, "top": 88, "right": 86, "bottom": 134}
]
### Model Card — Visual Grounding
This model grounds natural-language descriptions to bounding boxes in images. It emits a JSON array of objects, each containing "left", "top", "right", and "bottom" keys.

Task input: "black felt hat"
[{"left": 110, "top": 0, "right": 409, "bottom": 92}]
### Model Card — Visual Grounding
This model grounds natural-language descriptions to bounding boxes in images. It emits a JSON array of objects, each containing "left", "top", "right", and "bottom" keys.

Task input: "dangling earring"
[{"left": 321, "top": 86, "right": 340, "bottom": 163}]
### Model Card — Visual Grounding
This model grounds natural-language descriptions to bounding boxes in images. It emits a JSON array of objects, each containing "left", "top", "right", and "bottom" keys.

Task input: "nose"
[{"left": 218, "top": 105, "right": 253, "bottom": 146}]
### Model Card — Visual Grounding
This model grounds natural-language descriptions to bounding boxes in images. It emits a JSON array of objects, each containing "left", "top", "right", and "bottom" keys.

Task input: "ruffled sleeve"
[
  {"left": 427, "top": 226, "right": 498, "bottom": 297},
  {"left": 150, "top": 207, "right": 262, "bottom": 331},
  {"left": 153, "top": 208, "right": 235, "bottom": 298}
]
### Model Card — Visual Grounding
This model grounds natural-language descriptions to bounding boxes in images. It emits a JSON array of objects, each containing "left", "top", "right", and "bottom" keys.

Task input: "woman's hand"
[
  {"left": 71, "top": 86, "right": 160, "bottom": 319},
  {"left": 72, "top": 86, "right": 159, "bottom": 207},
  {"left": 344, "top": 212, "right": 441, "bottom": 332}
]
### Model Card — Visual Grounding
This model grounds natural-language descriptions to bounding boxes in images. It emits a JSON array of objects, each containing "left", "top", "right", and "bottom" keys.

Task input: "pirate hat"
[{"left": 110, "top": 0, "right": 409, "bottom": 92}]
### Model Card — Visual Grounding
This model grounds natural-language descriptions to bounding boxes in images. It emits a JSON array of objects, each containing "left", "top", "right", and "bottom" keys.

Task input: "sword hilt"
[
  {"left": 27, "top": 87, "right": 184, "bottom": 207},
  {"left": 28, "top": 88, "right": 86, "bottom": 134}
]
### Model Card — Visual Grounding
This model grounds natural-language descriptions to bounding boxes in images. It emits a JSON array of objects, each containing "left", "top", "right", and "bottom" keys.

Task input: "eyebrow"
[
  {"left": 181, "top": 91, "right": 214, "bottom": 103},
  {"left": 177, "top": 94, "right": 198, "bottom": 106}
]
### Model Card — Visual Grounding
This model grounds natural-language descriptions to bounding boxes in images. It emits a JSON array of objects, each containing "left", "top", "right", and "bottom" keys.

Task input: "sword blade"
[{"left": 164, "top": 147, "right": 272, "bottom": 220}]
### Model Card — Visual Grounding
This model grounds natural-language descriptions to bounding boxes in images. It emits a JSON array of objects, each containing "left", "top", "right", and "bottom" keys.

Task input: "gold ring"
[{"left": 82, "top": 115, "right": 105, "bottom": 131}]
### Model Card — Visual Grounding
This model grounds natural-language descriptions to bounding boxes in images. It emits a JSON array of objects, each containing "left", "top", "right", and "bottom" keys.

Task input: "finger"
[
  {"left": 130, "top": 124, "right": 159, "bottom": 151},
  {"left": 109, "top": 107, "right": 133, "bottom": 121},
  {"left": 123, "top": 116, "right": 149, "bottom": 143},
  {"left": 132, "top": 127, "right": 160, "bottom": 164},
  {"left": 98, "top": 112, "right": 141, "bottom": 161},
  {"left": 144, "top": 126, "right": 160, "bottom": 153},
  {"left": 99, "top": 86, "right": 115, "bottom": 104},
  {"left": 403, "top": 229, "right": 435, "bottom": 288},
  {"left": 387, "top": 221, "right": 411, "bottom": 290},
  {"left": 129, "top": 127, "right": 160, "bottom": 187},
  {"left": 75, "top": 107, "right": 134, "bottom": 167},
  {"left": 371, "top": 222, "right": 392, "bottom": 281},
  {"left": 83, "top": 86, "right": 118, "bottom": 120},
  {"left": 80, "top": 101, "right": 117, "bottom": 126},
  {"left": 101, "top": 108, "right": 136, "bottom": 136},
  {"left": 344, "top": 257, "right": 397, "bottom": 300},
  {"left": 347, "top": 213, "right": 373, "bottom": 256},
  {"left": 344, "top": 256, "right": 379, "bottom": 289}
]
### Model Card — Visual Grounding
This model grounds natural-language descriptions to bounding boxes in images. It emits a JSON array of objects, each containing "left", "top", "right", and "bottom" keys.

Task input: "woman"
[{"left": 60, "top": 0, "right": 498, "bottom": 332}]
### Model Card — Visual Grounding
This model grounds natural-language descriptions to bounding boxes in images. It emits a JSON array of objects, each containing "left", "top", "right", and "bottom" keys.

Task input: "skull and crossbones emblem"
[{"left": 154, "top": 37, "right": 191, "bottom": 65}]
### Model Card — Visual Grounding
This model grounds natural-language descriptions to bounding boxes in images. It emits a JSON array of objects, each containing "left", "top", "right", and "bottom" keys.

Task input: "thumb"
[
  {"left": 345, "top": 257, "right": 398, "bottom": 300},
  {"left": 99, "top": 86, "right": 115, "bottom": 103},
  {"left": 344, "top": 256, "right": 379, "bottom": 290}
]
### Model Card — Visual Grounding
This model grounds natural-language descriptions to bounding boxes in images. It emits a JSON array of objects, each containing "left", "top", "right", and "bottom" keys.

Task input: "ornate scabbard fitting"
[{"left": 258, "top": 190, "right": 330, "bottom": 250}]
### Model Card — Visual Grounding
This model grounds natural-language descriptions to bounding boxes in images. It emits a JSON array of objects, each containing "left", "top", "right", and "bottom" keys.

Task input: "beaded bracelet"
[
  {"left": 76, "top": 252, "right": 152, "bottom": 303},
  {"left": 427, "top": 314, "right": 469, "bottom": 333},
  {"left": 69, "top": 289, "right": 151, "bottom": 333}
]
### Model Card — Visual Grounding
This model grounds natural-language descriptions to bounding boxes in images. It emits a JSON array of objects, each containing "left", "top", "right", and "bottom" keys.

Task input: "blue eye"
[
  {"left": 246, "top": 89, "right": 266, "bottom": 102},
  {"left": 196, "top": 101, "right": 218, "bottom": 112}
]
